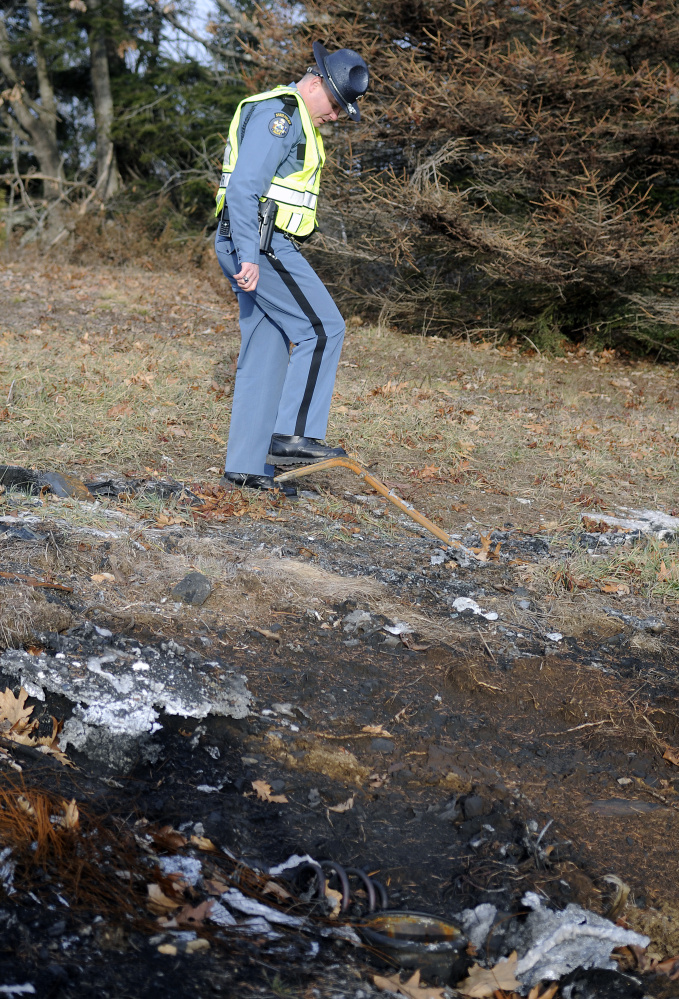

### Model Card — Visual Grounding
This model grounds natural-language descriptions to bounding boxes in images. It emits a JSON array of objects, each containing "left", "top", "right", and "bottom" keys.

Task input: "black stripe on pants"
[{"left": 267, "top": 252, "right": 327, "bottom": 436}]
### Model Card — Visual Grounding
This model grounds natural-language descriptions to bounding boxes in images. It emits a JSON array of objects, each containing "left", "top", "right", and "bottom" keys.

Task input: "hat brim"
[{"left": 313, "top": 40, "right": 361, "bottom": 122}]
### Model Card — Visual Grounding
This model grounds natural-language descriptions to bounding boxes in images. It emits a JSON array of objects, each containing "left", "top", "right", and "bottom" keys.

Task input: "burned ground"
[{"left": 0, "top": 257, "right": 678, "bottom": 998}]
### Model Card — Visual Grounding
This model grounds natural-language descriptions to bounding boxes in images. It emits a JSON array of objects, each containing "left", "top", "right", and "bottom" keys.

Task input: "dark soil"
[{"left": 0, "top": 475, "right": 678, "bottom": 998}]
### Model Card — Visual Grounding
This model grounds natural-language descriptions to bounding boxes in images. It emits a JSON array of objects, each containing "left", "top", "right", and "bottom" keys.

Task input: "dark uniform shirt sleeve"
[{"left": 225, "top": 97, "right": 303, "bottom": 267}]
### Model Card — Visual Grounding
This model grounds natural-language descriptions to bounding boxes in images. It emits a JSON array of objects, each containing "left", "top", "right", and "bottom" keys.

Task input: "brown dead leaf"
[
  {"left": 58, "top": 798, "right": 79, "bottom": 830},
  {"left": 328, "top": 795, "right": 355, "bottom": 813},
  {"left": 147, "top": 883, "right": 182, "bottom": 914},
  {"left": 190, "top": 834, "right": 217, "bottom": 851},
  {"left": 468, "top": 531, "right": 502, "bottom": 563},
  {"left": 400, "top": 635, "right": 431, "bottom": 651},
  {"left": 204, "top": 878, "right": 230, "bottom": 896},
  {"left": 36, "top": 737, "right": 73, "bottom": 767},
  {"left": 106, "top": 402, "right": 134, "bottom": 418},
  {"left": 3, "top": 707, "right": 73, "bottom": 767},
  {"left": 176, "top": 900, "right": 214, "bottom": 926},
  {"left": 373, "top": 969, "right": 446, "bottom": 999},
  {"left": 655, "top": 955, "right": 679, "bottom": 979},
  {"left": 262, "top": 880, "right": 292, "bottom": 901},
  {"left": 657, "top": 560, "right": 678, "bottom": 582},
  {"left": 252, "top": 779, "right": 288, "bottom": 804},
  {"left": 154, "top": 512, "right": 188, "bottom": 528},
  {"left": 457, "top": 952, "right": 521, "bottom": 996},
  {"left": 663, "top": 748, "right": 679, "bottom": 767},
  {"left": 371, "top": 380, "right": 409, "bottom": 396},
  {"left": 0, "top": 687, "right": 36, "bottom": 737},
  {"left": 150, "top": 825, "right": 188, "bottom": 850},
  {"left": 325, "top": 885, "right": 343, "bottom": 918},
  {"left": 412, "top": 464, "right": 442, "bottom": 481}
]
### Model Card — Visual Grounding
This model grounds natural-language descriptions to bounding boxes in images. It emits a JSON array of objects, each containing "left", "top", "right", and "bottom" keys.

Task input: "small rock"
[
  {"left": 617, "top": 777, "right": 632, "bottom": 786},
  {"left": 382, "top": 635, "right": 401, "bottom": 648},
  {"left": 517, "top": 599, "right": 531, "bottom": 610},
  {"left": 171, "top": 571, "right": 212, "bottom": 606},
  {"left": 371, "top": 738, "right": 394, "bottom": 754},
  {"left": 463, "top": 794, "right": 485, "bottom": 819},
  {"left": 343, "top": 609, "right": 373, "bottom": 633}
]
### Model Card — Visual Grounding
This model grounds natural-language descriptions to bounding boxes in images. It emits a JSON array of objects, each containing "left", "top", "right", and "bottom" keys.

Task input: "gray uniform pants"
[{"left": 215, "top": 231, "right": 345, "bottom": 476}]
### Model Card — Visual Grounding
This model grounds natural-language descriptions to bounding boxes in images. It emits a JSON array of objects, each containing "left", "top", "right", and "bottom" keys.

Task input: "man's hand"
[{"left": 234, "top": 262, "right": 259, "bottom": 293}]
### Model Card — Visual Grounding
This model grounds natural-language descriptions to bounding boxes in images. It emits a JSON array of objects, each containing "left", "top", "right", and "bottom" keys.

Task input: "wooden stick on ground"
[{"left": 275, "top": 456, "right": 477, "bottom": 556}]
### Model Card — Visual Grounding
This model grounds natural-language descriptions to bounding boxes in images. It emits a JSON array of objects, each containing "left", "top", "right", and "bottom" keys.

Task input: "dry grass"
[
  {"left": 0, "top": 256, "right": 677, "bottom": 545},
  {"left": 0, "top": 584, "right": 73, "bottom": 650},
  {"left": 521, "top": 537, "right": 679, "bottom": 603}
]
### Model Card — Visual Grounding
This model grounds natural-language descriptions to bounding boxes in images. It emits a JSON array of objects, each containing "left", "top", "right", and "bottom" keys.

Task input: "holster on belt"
[
  {"left": 258, "top": 198, "right": 277, "bottom": 255},
  {"left": 218, "top": 199, "right": 231, "bottom": 238}
]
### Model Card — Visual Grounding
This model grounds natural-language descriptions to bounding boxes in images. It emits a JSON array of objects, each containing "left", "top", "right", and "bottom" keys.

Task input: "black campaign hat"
[{"left": 312, "top": 41, "right": 369, "bottom": 122}]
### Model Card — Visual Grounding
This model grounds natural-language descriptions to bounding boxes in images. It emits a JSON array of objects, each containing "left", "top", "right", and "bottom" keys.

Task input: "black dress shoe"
[
  {"left": 220, "top": 472, "right": 297, "bottom": 497},
  {"left": 267, "top": 434, "right": 347, "bottom": 466}
]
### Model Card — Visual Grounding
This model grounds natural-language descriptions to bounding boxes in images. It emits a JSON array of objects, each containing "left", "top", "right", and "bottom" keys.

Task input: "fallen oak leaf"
[
  {"left": 400, "top": 635, "right": 431, "bottom": 651},
  {"left": 190, "top": 834, "right": 217, "bottom": 851},
  {"left": 150, "top": 825, "right": 188, "bottom": 850},
  {"left": 325, "top": 885, "right": 343, "bottom": 918},
  {"left": 0, "top": 686, "right": 37, "bottom": 737},
  {"left": 262, "top": 880, "right": 292, "bottom": 901},
  {"left": 657, "top": 560, "right": 678, "bottom": 583},
  {"left": 373, "top": 969, "right": 446, "bottom": 999},
  {"left": 663, "top": 748, "right": 679, "bottom": 766},
  {"left": 175, "top": 899, "right": 215, "bottom": 926},
  {"left": 655, "top": 955, "right": 679, "bottom": 979},
  {"left": 106, "top": 402, "right": 134, "bottom": 418},
  {"left": 204, "top": 878, "right": 230, "bottom": 896},
  {"left": 147, "top": 883, "right": 182, "bottom": 914},
  {"left": 252, "top": 779, "right": 288, "bottom": 804},
  {"left": 456, "top": 951, "right": 521, "bottom": 997},
  {"left": 34, "top": 716, "right": 74, "bottom": 768}
]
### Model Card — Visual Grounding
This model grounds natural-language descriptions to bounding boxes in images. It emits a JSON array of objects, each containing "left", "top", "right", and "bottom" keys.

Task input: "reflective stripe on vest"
[{"left": 214, "top": 86, "right": 325, "bottom": 241}]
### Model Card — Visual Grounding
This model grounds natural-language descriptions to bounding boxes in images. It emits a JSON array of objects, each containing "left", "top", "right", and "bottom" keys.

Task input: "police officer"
[{"left": 214, "top": 43, "right": 369, "bottom": 494}]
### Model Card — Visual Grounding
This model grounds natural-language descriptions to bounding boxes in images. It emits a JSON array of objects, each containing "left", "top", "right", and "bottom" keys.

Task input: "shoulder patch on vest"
[{"left": 269, "top": 112, "right": 292, "bottom": 137}]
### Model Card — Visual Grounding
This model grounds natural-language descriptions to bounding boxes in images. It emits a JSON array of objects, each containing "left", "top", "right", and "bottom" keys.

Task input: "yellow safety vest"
[{"left": 214, "top": 86, "right": 325, "bottom": 240}]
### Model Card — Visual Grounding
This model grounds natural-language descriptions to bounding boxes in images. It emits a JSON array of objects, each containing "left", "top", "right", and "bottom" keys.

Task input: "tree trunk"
[
  {"left": 87, "top": 0, "right": 120, "bottom": 199},
  {"left": 25, "top": 0, "right": 62, "bottom": 199},
  {"left": 0, "top": 9, "right": 63, "bottom": 200}
]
